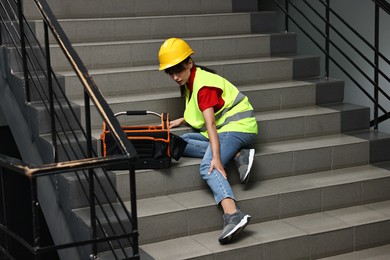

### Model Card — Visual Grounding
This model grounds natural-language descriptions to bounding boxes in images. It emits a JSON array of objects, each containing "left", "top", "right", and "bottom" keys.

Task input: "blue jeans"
[{"left": 181, "top": 131, "right": 257, "bottom": 205}]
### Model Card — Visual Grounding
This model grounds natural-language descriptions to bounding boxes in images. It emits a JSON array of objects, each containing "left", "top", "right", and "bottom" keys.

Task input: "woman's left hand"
[{"left": 169, "top": 117, "right": 184, "bottom": 128}]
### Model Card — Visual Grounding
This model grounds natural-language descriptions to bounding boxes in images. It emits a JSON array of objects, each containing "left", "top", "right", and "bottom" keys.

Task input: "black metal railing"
[
  {"left": 0, "top": 0, "right": 139, "bottom": 259},
  {"left": 270, "top": 0, "right": 390, "bottom": 130},
  {"left": 0, "top": 153, "right": 137, "bottom": 259}
]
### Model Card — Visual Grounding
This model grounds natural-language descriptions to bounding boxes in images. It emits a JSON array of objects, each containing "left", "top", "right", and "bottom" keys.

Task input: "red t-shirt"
[{"left": 187, "top": 67, "right": 225, "bottom": 112}]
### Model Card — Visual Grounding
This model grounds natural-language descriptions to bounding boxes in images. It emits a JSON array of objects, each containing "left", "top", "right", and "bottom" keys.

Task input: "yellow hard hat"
[{"left": 158, "top": 38, "right": 194, "bottom": 70}]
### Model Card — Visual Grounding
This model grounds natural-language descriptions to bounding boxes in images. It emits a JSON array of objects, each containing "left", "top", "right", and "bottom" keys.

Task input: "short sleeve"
[{"left": 198, "top": 87, "right": 225, "bottom": 112}]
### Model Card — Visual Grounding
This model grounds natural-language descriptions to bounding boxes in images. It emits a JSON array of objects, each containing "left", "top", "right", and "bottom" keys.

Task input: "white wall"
[
  {"left": 261, "top": 0, "right": 390, "bottom": 133},
  {"left": 328, "top": 0, "right": 390, "bottom": 133}
]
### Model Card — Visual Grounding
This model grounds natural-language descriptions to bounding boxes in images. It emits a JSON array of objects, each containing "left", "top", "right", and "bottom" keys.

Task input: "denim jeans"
[{"left": 181, "top": 131, "right": 257, "bottom": 205}]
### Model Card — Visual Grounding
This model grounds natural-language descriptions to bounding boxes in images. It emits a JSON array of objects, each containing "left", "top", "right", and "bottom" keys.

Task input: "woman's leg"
[
  {"left": 199, "top": 132, "right": 256, "bottom": 208},
  {"left": 181, "top": 132, "right": 209, "bottom": 158},
  {"left": 201, "top": 132, "right": 256, "bottom": 244}
]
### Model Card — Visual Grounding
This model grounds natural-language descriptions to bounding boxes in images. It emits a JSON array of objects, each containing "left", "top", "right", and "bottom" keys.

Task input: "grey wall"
[{"left": 260, "top": 0, "right": 390, "bottom": 133}]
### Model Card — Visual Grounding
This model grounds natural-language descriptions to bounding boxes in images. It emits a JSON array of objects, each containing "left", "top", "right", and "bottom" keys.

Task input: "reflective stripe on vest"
[
  {"left": 199, "top": 109, "right": 255, "bottom": 132},
  {"left": 215, "top": 92, "right": 246, "bottom": 121}
]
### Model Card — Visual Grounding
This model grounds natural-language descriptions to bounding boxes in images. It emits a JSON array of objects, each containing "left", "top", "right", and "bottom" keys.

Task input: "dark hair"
[
  {"left": 165, "top": 57, "right": 218, "bottom": 97},
  {"left": 164, "top": 56, "right": 217, "bottom": 75},
  {"left": 195, "top": 64, "right": 217, "bottom": 74}
]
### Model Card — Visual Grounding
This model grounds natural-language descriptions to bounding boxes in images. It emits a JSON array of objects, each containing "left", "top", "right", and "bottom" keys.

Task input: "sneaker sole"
[
  {"left": 240, "top": 149, "right": 255, "bottom": 184},
  {"left": 219, "top": 214, "right": 251, "bottom": 244}
]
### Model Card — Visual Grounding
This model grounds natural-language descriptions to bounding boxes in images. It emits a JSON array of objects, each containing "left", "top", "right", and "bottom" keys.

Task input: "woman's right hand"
[{"left": 169, "top": 117, "right": 184, "bottom": 128}]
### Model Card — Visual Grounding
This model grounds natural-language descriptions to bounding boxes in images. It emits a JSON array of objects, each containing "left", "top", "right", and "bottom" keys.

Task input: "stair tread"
[
  {"left": 73, "top": 163, "right": 390, "bottom": 219},
  {"left": 48, "top": 103, "right": 365, "bottom": 144},
  {"left": 135, "top": 164, "right": 390, "bottom": 217},
  {"left": 35, "top": 11, "right": 276, "bottom": 44},
  {"left": 46, "top": 31, "right": 298, "bottom": 72},
  {"left": 71, "top": 78, "right": 338, "bottom": 104},
  {"left": 24, "top": 0, "right": 240, "bottom": 20},
  {"left": 256, "top": 132, "right": 367, "bottom": 153},
  {"left": 137, "top": 201, "right": 390, "bottom": 260},
  {"left": 57, "top": 56, "right": 295, "bottom": 75},
  {"left": 70, "top": 80, "right": 310, "bottom": 107},
  {"left": 80, "top": 100, "right": 334, "bottom": 124},
  {"left": 55, "top": 33, "right": 281, "bottom": 47},
  {"left": 108, "top": 130, "right": 382, "bottom": 177},
  {"left": 41, "top": 11, "right": 263, "bottom": 22},
  {"left": 319, "top": 244, "right": 390, "bottom": 259}
]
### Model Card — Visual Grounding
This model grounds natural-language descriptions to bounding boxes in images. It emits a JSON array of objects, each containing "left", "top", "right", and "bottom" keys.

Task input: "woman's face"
[{"left": 166, "top": 59, "right": 193, "bottom": 86}]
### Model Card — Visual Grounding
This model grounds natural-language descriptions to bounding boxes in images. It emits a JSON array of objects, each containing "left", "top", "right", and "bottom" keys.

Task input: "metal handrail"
[
  {"left": 0, "top": 0, "right": 140, "bottom": 259},
  {"left": 0, "top": 154, "right": 130, "bottom": 178},
  {"left": 32, "top": 0, "right": 137, "bottom": 158},
  {"left": 0, "top": 154, "right": 139, "bottom": 258},
  {"left": 271, "top": 0, "right": 390, "bottom": 130}
]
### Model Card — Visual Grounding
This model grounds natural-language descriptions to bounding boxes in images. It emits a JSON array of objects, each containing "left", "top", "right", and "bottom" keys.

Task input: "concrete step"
[
  {"left": 52, "top": 109, "right": 384, "bottom": 211},
  {"left": 26, "top": 100, "right": 81, "bottom": 135},
  {"left": 47, "top": 33, "right": 297, "bottom": 71},
  {"left": 256, "top": 103, "right": 369, "bottom": 143},
  {"left": 60, "top": 56, "right": 319, "bottom": 99},
  {"left": 319, "top": 244, "right": 390, "bottom": 259},
  {"left": 136, "top": 200, "right": 390, "bottom": 260},
  {"left": 70, "top": 78, "right": 343, "bottom": 132},
  {"left": 24, "top": 0, "right": 258, "bottom": 20},
  {"left": 33, "top": 12, "right": 277, "bottom": 44},
  {"left": 84, "top": 98, "right": 355, "bottom": 143},
  {"left": 72, "top": 163, "right": 390, "bottom": 247},
  {"left": 113, "top": 130, "right": 390, "bottom": 201},
  {"left": 38, "top": 129, "right": 100, "bottom": 163},
  {"left": 35, "top": 78, "right": 347, "bottom": 170},
  {"left": 89, "top": 100, "right": 360, "bottom": 157}
]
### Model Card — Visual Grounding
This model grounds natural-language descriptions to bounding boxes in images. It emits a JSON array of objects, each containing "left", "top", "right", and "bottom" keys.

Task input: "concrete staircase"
[{"left": 20, "top": 0, "right": 390, "bottom": 259}]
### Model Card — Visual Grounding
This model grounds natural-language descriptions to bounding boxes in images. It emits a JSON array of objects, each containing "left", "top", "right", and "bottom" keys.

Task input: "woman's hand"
[
  {"left": 209, "top": 157, "right": 227, "bottom": 179},
  {"left": 202, "top": 107, "right": 227, "bottom": 179},
  {"left": 169, "top": 117, "right": 184, "bottom": 128}
]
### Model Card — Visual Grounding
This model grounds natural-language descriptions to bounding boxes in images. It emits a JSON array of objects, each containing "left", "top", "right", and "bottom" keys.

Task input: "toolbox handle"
[
  {"left": 114, "top": 110, "right": 162, "bottom": 117},
  {"left": 104, "top": 110, "right": 169, "bottom": 132}
]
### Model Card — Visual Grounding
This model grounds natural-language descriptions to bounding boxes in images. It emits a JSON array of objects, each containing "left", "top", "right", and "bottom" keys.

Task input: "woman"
[{"left": 158, "top": 38, "right": 258, "bottom": 244}]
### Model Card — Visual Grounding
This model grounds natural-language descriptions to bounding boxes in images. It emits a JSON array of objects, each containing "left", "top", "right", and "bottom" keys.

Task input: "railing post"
[
  {"left": 31, "top": 177, "right": 41, "bottom": 260},
  {"left": 16, "top": 0, "right": 31, "bottom": 102},
  {"left": 88, "top": 168, "right": 97, "bottom": 259},
  {"left": 44, "top": 23, "right": 58, "bottom": 162},
  {"left": 84, "top": 91, "right": 98, "bottom": 259},
  {"left": 374, "top": 3, "right": 380, "bottom": 131},
  {"left": 0, "top": 167, "right": 9, "bottom": 254},
  {"left": 325, "top": 0, "right": 330, "bottom": 78},
  {"left": 129, "top": 165, "right": 139, "bottom": 257}
]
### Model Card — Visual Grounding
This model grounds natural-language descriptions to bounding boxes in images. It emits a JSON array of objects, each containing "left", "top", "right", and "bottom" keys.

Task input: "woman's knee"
[{"left": 180, "top": 133, "right": 191, "bottom": 142}]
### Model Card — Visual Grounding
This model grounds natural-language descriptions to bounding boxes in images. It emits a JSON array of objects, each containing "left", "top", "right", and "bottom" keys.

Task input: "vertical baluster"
[
  {"left": 285, "top": 0, "right": 289, "bottom": 32},
  {"left": 325, "top": 0, "right": 330, "bottom": 78},
  {"left": 0, "top": 167, "right": 9, "bottom": 254},
  {"left": 84, "top": 91, "right": 97, "bottom": 258},
  {"left": 374, "top": 3, "right": 379, "bottom": 131},
  {"left": 129, "top": 165, "right": 139, "bottom": 257},
  {"left": 31, "top": 177, "right": 41, "bottom": 260},
  {"left": 17, "top": 0, "right": 30, "bottom": 102},
  {"left": 44, "top": 23, "right": 57, "bottom": 162}
]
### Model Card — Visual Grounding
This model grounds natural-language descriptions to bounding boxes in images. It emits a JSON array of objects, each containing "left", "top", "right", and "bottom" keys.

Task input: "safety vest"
[{"left": 183, "top": 67, "right": 258, "bottom": 138}]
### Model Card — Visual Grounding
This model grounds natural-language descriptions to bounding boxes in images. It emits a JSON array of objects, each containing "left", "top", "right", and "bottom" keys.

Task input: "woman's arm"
[
  {"left": 169, "top": 117, "right": 185, "bottom": 128},
  {"left": 203, "top": 107, "right": 227, "bottom": 179}
]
